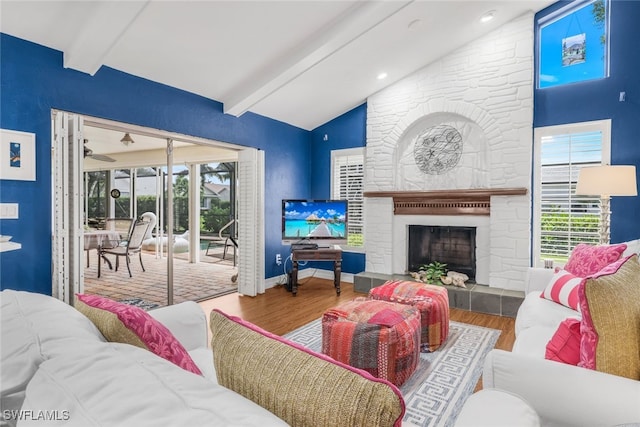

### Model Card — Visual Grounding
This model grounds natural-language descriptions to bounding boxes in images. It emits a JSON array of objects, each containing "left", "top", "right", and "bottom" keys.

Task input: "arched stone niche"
[{"left": 394, "top": 112, "right": 489, "bottom": 191}]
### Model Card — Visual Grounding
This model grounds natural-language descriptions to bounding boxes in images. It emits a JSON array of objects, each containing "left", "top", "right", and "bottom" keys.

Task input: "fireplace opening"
[{"left": 407, "top": 225, "right": 476, "bottom": 281}]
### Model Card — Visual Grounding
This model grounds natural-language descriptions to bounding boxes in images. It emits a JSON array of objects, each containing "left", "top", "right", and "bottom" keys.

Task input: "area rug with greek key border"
[{"left": 284, "top": 318, "right": 500, "bottom": 427}]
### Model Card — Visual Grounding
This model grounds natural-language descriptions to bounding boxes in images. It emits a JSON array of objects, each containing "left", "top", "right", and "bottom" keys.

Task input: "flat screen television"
[{"left": 282, "top": 199, "right": 348, "bottom": 245}]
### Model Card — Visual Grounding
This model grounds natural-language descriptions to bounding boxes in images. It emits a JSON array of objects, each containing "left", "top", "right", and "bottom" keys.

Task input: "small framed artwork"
[
  {"left": 562, "top": 33, "right": 586, "bottom": 67},
  {"left": 0, "top": 129, "right": 36, "bottom": 181}
]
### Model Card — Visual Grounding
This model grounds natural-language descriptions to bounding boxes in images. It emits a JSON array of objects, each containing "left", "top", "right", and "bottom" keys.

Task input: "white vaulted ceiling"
[{"left": 0, "top": 0, "right": 553, "bottom": 131}]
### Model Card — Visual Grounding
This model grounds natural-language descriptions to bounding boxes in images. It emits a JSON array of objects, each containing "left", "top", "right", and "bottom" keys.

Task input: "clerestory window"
[{"left": 538, "top": 0, "right": 609, "bottom": 89}]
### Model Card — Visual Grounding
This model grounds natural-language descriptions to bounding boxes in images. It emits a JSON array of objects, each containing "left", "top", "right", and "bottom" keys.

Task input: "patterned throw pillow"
[
  {"left": 563, "top": 243, "right": 627, "bottom": 277},
  {"left": 209, "top": 309, "right": 405, "bottom": 427},
  {"left": 578, "top": 254, "right": 640, "bottom": 380},
  {"left": 540, "top": 269, "right": 584, "bottom": 311},
  {"left": 75, "top": 294, "right": 202, "bottom": 375},
  {"left": 545, "top": 318, "right": 581, "bottom": 365}
]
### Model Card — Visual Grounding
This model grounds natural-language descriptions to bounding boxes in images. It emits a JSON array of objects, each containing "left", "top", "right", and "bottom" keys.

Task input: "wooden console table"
[{"left": 291, "top": 248, "right": 342, "bottom": 296}]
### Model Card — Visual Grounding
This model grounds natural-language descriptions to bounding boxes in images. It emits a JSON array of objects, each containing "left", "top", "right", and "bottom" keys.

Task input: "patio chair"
[
  {"left": 204, "top": 219, "right": 238, "bottom": 266},
  {"left": 85, "top": 218, "right": 133, "bottom": 268},
  {"left": 104, "top": 218, "right": 134, "bottom": 243},
  {"left": 98, "top": 219, "right": 150, "bottom": 278}
]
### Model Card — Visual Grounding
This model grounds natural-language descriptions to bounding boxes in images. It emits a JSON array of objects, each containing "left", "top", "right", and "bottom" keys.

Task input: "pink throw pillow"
[
  {"left": 545, "top": 318, "right": 581, "bottom": 365},
  {"left": 76, "top": 294, "right": 202, "bottom": 375},
  {"left": 540, "top": 269, "right": 584, "bottom": 311},
  {"left": 563, "top": 243, "right": 626, "bottom": 277}
]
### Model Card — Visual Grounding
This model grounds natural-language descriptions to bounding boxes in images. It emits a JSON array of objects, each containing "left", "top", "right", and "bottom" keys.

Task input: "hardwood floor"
[
  {"left": 199, "top": 277, "right": 515, "bottom": 392},
  {"left": 198, "top": 277, "right": 515, "bottom": 352}
]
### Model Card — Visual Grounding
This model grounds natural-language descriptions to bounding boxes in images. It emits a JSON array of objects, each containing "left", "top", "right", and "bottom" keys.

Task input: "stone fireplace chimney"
[{"left": 362, "top": 13, "right": 534, "bottom": 291}]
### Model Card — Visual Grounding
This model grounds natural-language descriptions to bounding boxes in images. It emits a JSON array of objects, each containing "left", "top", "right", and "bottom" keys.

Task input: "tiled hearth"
[{"left": 354, "top": 272, "right": 524, "bottom": 318}]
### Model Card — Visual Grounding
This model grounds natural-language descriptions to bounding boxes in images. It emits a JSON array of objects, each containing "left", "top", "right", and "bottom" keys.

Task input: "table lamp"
[{"left": 575, "top": 165, "right": 637, "bottom": 244}]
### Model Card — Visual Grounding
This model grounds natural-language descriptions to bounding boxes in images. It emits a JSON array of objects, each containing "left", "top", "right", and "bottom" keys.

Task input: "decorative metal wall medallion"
[{"left": 413, "top": 124, "right": 463, "bottom": 175}]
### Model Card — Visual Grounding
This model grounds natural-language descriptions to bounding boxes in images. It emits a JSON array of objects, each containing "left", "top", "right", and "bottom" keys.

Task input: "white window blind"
[
  {"left": 534, "top": 120, "right": 610, "bottom": 265},
  {"left": 331, "top": 148, "right": 364, "bottom": 247}
]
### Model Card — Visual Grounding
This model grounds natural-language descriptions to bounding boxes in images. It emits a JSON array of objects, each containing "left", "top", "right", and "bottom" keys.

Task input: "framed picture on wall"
[{"left": 0, "top": 129, "right": 36, "bottom": 181}]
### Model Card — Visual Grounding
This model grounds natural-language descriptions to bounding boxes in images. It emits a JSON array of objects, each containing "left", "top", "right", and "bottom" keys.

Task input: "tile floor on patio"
[{"left": 83, "top": 245, "right": 237, "bottom": 308}]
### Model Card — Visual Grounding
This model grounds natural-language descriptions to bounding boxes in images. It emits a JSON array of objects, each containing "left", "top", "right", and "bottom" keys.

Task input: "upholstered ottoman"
[
  {"left": 321, "top": 298, "right": 421, "bottom": 387},
  {"left": 369, "top": 280, "right": 450, "bottom": 352}
]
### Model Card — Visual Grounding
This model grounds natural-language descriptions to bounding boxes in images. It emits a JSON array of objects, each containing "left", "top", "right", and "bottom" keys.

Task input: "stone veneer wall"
[{"left": 364, "top": 13, "right": 534, "bottom": 291}]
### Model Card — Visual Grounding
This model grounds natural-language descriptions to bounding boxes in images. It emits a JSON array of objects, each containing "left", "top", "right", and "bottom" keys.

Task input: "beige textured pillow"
[
  {"left": 76, "top": 300, "right": 146, "bottom": 348},
  {"left": 579, "top": 254, "right": 640, "bottom": 379},
  {"left": 75, "top": 294, "right": 202, "bottom": 375},
  {"left": 209, "top": 309, "right": 405, "bottom": 427}
]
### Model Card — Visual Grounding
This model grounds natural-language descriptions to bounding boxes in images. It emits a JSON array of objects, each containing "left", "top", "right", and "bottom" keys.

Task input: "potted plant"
[{"left": 419, "top": 261, "right": 448, "bottom": 284}]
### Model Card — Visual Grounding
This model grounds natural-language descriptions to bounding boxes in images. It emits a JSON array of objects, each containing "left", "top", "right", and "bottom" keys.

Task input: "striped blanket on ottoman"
[
  {"left": 369, "top": 280, "right": 450, "bottom": 352},
  {"left": 321, "top": 298, "right": 420, "bottom": 387}
]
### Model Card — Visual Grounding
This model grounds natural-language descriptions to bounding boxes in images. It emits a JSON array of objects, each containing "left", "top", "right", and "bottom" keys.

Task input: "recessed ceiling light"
[
  {"left": 377, "top": 72, "right": 388, "bottom": 80},
  {"left": 480, "top": 10, "right": 495, "bottom": 23}
]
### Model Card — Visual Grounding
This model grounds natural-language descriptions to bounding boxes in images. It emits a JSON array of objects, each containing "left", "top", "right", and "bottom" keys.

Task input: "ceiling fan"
[{"left": 83, "top": 139, "right": 116, "bottom": 162}]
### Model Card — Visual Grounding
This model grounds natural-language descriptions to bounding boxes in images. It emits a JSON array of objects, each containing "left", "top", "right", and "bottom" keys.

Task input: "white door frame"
[
  {"left": 237, "top": 148, "right": 265, "bottom": 296},
  {"left": 51, "top": 111, "right": 266, "bottom": 303},
  {"left": 51, "top": 111, "right": 85, "bottom": 304}
]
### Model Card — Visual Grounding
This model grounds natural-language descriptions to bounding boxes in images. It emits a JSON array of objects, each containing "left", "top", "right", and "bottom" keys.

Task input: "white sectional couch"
[
  {"left": 1, "top": 289, "right": 407, "bottom": 427},
  {"left": 0, "top": 289, "right": 287, "bottom": 427},
  {"left": 481, "top": 266, "right": 640, "bottom": 427}
]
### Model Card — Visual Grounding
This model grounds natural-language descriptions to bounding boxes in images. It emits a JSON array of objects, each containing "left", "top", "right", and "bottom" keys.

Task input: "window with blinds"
[
  {"left": 534, "top": 120, "right": 610, "bottom": 265},
  {"left": 331, "top": 148, "right": 364, "bottom": 248}
]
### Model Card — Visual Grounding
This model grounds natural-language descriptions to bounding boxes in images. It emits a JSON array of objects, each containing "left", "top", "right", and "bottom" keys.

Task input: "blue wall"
[
  {"left": 534, "top": 0, "right": 640, "bottom": 243},
  {"left": 0, "top": 34, "right": 310, "bottom": 294},
  {"left": 309, "top": 104, "right": 367, "bottom": 198},
  {"left": 309, "top": 104, "right": 367, "bottom": 274},
  {"left": 307, "top": 104, "right": 367, "bottom": 274},
  {"left": 273, "top": 103, "right": 368, "bottom": 276}
]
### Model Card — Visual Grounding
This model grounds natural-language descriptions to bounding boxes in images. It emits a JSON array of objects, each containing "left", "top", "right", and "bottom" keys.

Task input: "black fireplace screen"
[{"left": 407, "top": 225, "right": 476, "bottom": 280}]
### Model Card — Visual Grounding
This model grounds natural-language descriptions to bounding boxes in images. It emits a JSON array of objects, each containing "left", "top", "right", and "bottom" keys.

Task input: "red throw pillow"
[
  {"left": 540, "top": 269, "right": 584, "bottom": 311},
  {"left": 563, "top": 243, "right": 627, "bottom": 277},
  {"left": 545, "top": 318, "right": 581, "bottom": 365},
  {"left": 75, "top": 294, "right": 202, "bottom": 375}
]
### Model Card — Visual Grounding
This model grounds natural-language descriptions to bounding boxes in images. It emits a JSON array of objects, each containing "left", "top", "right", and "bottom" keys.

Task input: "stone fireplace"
[
  {"left": 364, "top": 189, "right": 526, "bottom": 288},
  {"left": 362, "top": 13, "right": 534, "bottom": 291}
]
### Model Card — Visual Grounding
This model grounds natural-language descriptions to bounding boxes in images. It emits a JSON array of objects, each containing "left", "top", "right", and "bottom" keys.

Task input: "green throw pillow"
[{"left": 209, "top": 309, "right": 405, "bottom": 427}]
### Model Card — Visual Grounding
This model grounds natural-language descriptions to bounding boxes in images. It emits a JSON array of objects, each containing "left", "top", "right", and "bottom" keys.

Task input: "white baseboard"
[
  {"left": 265, "top": 268, "right": 353, "bottom": 289},
  {"left": 312, "top": 268, "right": 354, "bottom": 283},
  {"left": 264, "top": 275, "right": 286, "bottom": 289}
]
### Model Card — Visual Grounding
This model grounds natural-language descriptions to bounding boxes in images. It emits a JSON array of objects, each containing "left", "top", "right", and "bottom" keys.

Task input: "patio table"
[{"left": 84, "top": 230, "right": 121, "bottom": 268}]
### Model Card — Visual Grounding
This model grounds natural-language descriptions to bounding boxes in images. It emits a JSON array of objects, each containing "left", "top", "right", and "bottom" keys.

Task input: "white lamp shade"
[{"left": 576, "top": 165, "right": 638, "bottom": 197}]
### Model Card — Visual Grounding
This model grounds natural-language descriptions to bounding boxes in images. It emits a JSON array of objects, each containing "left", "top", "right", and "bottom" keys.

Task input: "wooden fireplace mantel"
[{"left": 363, "top": 188, "right": 528, "bottom": 216}]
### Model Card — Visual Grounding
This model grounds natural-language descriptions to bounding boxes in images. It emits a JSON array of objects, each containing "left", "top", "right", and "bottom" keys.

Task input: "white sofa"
[
  {"left": 1, "top": 289, "right": 407, "bottom": 427},
  {"left": 481, "top": 267, "right": 640, "bottom": 427},
  {"left": 0, "top": 289, "right": 287, "bottom": 427}
]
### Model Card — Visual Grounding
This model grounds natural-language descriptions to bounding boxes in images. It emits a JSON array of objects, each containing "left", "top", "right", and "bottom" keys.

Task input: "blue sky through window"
[
  {"left": 541, "top": 131, "right": 602, "bottom": 166},
  {"left": 539, "top": 0, "right": 607, "bottom": 88}
]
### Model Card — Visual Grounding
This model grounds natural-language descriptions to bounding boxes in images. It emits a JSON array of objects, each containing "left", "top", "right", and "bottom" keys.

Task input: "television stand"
[
  {"left": 291, "top": 242, "right": 318, "bottom": 251},
  {"left": 290, "top": 248, "right": 342, "bottom": 296}
]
